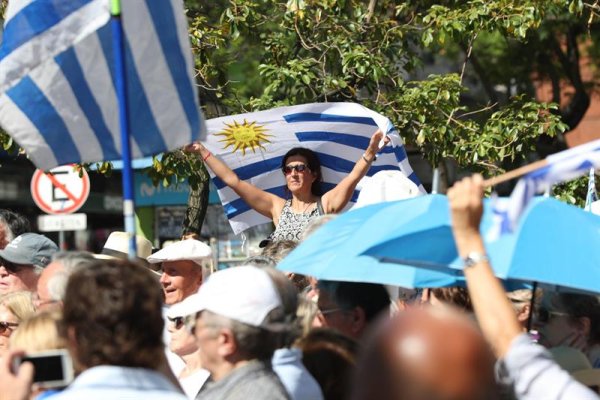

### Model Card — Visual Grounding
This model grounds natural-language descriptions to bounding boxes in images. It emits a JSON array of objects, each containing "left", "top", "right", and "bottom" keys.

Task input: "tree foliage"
[
  {"left": 1, "top": 0, "right": 599, "bottom": 203},
  {"left": 183, "top": 0, "right": 594, "bottom": 178}
]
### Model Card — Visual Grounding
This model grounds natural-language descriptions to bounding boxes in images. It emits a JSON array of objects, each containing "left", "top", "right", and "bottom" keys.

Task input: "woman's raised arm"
[
  {"left": 321, "top": 129, "right": 388, "bottom": 213},
  {"left": 185, "top": 143, "right": 284, "bottom": 220}
]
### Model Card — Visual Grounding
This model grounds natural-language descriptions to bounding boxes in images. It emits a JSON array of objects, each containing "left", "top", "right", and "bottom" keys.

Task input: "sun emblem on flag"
[{"left": 215, "top": 119, "right": 272, "bottom": 155}]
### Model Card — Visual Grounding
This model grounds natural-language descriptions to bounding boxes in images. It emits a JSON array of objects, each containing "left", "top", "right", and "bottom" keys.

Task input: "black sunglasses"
[
  {"left": 283, "top": 164, "right": 308, "bottom": 175},
  {"left": 0, "top": 321, "right": 19, "bottom": 334},
  {"left": 168, "top": 316, "right": 184, "bottom": 329},
  {"left": 536, "top": 307, "right": 570, "bottom": 323},
  {"left": 0, "top": 259, "right": 22, "bottom": 273}
]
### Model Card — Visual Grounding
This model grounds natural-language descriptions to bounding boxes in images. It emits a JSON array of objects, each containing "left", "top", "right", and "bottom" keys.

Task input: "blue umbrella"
[
  {"left": 276, "top": 196, "right": 465, "bottom": 288},
  {"left": 363, "top": 196, "right": 600, "bottom": 294}
]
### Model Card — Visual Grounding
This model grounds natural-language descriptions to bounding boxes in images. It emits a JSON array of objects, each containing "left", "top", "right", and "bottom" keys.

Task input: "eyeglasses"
[
  {"left": 283, "top": 164, "right": 309, "bottom": 175},
  {"left": 0, "top": 259, "right": 22, "bottom": 273},
  {"left": 317, "top": 307, "right": 346, "bottom": 317},
  {"left": 0, "top": 321, "right": 19, "bottom": 334},
  {"left": 536, "top": 307, "right": 571, "bottom": 323},
  {"left": 168, "top": 316, "right": 185, "bottom": 330}
]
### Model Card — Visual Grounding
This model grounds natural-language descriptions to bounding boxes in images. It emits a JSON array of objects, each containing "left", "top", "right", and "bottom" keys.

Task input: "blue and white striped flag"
[
  {"left": 203, "top": 102, "right": 425, "bottom": 234},
  {"left": 585, "top": 168, "right": 598, "bottom": 212},
  {"left": 0, "top": 0, "right": 203, "bottom": 170},
  {"left": 490, "top": 138, "right": 600, "bottom": 236}
]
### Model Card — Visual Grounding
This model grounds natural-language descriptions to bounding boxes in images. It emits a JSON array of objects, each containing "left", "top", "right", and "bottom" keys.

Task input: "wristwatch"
[{"left": 462, "top": 252, "right": 489, "bottom": 268}]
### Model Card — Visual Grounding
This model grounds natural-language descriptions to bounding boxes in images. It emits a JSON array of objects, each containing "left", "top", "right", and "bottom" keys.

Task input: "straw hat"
[{"left": 95, "top": 231, "right": 153, "bottom": 262}]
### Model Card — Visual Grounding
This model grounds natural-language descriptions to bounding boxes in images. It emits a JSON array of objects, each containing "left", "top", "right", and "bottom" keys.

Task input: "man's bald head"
[{"left": 352, "top": 306, "right": 498, "bottom": 400}]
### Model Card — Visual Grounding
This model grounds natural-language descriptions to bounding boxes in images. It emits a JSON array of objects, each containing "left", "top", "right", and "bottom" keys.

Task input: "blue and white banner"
[
  {"left": 0, "top": 0, "right": 203, "bottom": 170},
  {"left": 585, "top": 168, "right": 598, "bottom": 212},
  {"left": 203, "top": 102, "right": 425, "bottom": 234},
  {"left": 491, "top": 138, "right": 600, "bottom": 236}
]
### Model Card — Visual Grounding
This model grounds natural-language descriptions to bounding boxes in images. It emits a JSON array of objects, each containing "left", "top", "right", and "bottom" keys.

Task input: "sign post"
[{"left": 31, "top": 165, "right": 91, "bottom": 249}]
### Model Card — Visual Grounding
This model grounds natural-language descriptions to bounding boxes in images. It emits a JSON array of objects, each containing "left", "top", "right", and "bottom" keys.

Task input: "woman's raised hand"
[
  {"left": 183, "top": 142, "right": 209, "bottom": 158},
  {"left": 365, "top": 129, "right": 390, "bottom": 160}
]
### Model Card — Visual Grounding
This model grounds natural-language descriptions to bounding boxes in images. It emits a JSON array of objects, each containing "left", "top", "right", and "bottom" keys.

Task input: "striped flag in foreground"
[
  {"left": 203, "top": 102, "right": 425, "bottom": 234},
  {"left": 0, "top": 0, "right": 203, "bottom": 170},
  {"left": 490, "top": 138, "right": 600, "bottom": 237}
]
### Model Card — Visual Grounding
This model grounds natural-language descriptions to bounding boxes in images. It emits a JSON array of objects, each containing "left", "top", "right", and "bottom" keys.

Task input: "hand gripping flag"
[
  {"left": 489, "top": 138, "right": 600, "bottom": 238},
  {"left": 203, "top": 102, "right": 425, "bottom": 234},
  {"left": 0, "top": 0, "right": 203, "bottom": 170}
]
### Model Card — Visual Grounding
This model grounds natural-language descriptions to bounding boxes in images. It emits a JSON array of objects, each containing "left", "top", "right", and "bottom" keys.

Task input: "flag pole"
[
  {"left": 483, "top": 159, "right": 548, "bottom": 188},
  {"left": 110, "top": 0, "right": 137, "bottom": 260}
]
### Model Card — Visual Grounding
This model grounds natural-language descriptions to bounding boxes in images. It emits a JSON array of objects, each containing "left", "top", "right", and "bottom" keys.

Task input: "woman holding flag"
[{"left": 185, "top": 130, "right": 388, "bottom": 242}]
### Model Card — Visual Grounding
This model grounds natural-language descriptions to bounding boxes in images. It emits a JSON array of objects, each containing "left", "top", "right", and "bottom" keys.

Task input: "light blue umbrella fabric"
[
  {"left": 276, "top": 195, "right": 465, "bottom": 288},
  {"left": 363, "top": 196, "right": 600, "bottom": 294}
]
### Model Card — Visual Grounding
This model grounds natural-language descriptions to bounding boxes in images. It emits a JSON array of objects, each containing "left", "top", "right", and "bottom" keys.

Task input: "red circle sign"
[{"left": 31, "top": 165, "right": 90, "bottom": 215}]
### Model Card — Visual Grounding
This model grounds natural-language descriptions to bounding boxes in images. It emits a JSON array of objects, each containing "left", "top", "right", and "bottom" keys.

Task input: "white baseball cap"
[
  {"left": 168, "top": 266, "right": 282, "bottom": 328},
  {"left": 147, "top": 239, "right": 212, "bottom": 266}
]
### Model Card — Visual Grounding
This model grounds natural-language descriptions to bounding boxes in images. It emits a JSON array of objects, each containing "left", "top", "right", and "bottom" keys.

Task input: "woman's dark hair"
[
  {"left": 556, "top": 293, "right": 600, "bottom": 345},
  {"left": 281, "top": 147, "right": 323, "bottom": 196},
  {"left": 298, "top": 328, "right": 359, "bottom": 400}
]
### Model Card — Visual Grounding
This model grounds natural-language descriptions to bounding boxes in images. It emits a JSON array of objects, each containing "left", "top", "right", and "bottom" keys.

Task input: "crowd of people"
[{"left": 1, "top": 144, "right": 600, "bottom": 400}]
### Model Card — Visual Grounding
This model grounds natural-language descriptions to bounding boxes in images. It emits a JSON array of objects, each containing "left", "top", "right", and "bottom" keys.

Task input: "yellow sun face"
[{"left": 215, "top": 119, "right": 272, "bottom": 155}]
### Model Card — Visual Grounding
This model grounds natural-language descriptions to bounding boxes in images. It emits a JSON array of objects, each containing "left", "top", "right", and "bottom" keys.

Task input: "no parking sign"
[{"left": 31, "top": 165, "right": 90, "bottom": 215}]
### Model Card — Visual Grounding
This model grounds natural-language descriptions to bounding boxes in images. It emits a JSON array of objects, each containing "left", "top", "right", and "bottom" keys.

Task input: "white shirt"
[{"left": 52, "top": 365, "right": 187, "bottom": 399}]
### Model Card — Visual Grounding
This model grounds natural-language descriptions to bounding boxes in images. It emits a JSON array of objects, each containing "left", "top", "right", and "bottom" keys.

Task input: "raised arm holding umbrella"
[{"left": 448, "top": 175, "right": 599, "bottom": 400}]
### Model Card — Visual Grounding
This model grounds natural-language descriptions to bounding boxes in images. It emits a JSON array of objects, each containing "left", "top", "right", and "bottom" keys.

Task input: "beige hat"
[
  {"left": 550, "top": 346, "right": 600, "bottom": 388},
  {"left": 147, "top": 239, "right": 212, "bottom": 266},
  {"left": 95, "top": 231, "right": 153, "bottom": 262}
]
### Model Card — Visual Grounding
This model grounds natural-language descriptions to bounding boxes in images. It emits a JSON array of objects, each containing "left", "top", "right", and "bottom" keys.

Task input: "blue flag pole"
[{"left": 110, "top": 0, "right": 137, "bottom": 260}]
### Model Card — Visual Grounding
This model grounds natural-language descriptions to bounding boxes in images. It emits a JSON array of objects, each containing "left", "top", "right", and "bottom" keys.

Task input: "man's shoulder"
[
  {"left": 52, "top": 366, "right": 188, "bottom": 400},
  {"left": 199, "top": 362, "right": 290, "bottom": 400}
]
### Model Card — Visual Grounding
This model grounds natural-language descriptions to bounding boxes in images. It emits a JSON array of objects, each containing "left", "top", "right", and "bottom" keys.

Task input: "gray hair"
[
  {"left": 47, "top": 251, "right": 96, "bottom": 301},
  {"left": 201, "top": 310, "right": 280, "bottom": 361},
  {"left": 0, "top": 210, "right": 31, "bottom": 244},
  {"left": 301, "top": 214, "right": 337, "bottom": 240}
]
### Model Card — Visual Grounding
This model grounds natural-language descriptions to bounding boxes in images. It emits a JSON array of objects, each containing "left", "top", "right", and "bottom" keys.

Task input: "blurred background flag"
[
  {"left": 0, "top": 0, "right": 203, "bottom": 170},
  {"left": 202, "top": 102, "right": 425, "bottom": 234},
  {"left": 585, "top": 168, "right": 598, "bottom": 212},
  {"left": 490, "top": 138, "right": 600, "bottom": 236}
]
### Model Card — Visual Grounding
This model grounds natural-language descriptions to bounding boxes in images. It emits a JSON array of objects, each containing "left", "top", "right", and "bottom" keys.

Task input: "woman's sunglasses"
[
  {"left": 536, "top": 307, "right": 570, "bottom": 323},
  {"left": 283, "top": 164, "right": 309, "bottom": 175},
  {"left": 0, "top": 321, "right": 19, "bottom": 334}
]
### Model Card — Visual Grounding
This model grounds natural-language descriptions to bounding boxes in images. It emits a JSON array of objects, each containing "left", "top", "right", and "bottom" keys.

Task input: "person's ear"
[
  {"left": 516, "top": 304, "right": 531, "bottom": 323},
  {"left": 350, "top": 307, "right": 367, "bottom": 335},
  {"left": 217, "top": 328, "right": 237, "bottom": 357},
  {"left": 577, "top": 316, "right": 591, "bottom": 336}
]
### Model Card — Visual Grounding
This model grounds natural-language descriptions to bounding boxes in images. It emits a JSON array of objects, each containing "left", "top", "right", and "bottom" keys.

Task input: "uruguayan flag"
[
  {"left": 585, "top": 168, "right": 598, "bottom": 212},
  {"left": 491, "top": 138, "right": 600, "bottom": 236},
  {"left": 0, "top": 0, "right": 203, "bottom": 170},
  {"left": 203, "top": 102, "right": 425, "bottom": 234}
]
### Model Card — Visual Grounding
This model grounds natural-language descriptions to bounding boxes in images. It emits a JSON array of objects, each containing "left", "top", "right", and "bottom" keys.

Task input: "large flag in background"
[
  {"left": 0, "top": 0, "right": 203, "bottom": 170},
  {"left": 203, "top": 102, "right": 425, "bottom": 234},
  {"left": 490, "top": 138, "right": 600, "bottom": 237}
]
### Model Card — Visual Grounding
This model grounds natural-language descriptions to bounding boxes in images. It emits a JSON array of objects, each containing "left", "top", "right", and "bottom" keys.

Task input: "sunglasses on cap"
[
  {"left": 168, "top": 316, "right": 185, "bottom": 330},
  {"left": 536, "top": 307, "right": 571, "bottom": 323},
  {"left": 283, "top": 164, "right": 309, "bottom": 175},
  {"left": 0, "top": 321, "right": 19, "bottom": 334}
]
